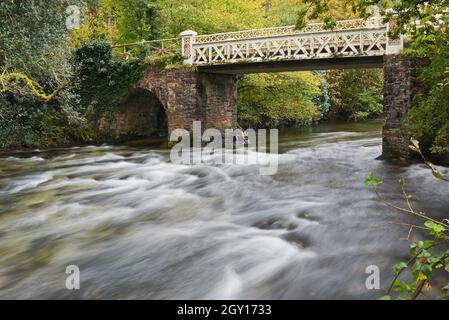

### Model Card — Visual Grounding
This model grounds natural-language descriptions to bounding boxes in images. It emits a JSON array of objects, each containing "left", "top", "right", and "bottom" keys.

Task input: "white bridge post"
[{"left": 180, "top": 30, "right": 197, "bottom": 65}]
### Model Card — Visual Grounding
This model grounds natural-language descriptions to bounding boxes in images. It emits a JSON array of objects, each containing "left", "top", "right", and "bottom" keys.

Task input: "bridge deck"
[{"left": 197, "top": 56, "right": 384, "bottom": 74}]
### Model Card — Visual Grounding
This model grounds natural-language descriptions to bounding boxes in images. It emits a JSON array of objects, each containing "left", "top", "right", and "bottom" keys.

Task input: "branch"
[
  {"left": 402, "top": 224, "right": 414, "bottom": 241},
  {"left": 411, "top": 279, "right": 427, "bottom": 300},
  {"left": 374, "top": 187, "right": 449, "bottom": 229},
  {"left": 411, "top": 253, "right": 449, "bottom": 300},
  {"left": 387, "top": 246, "right": 427, "bottom": 294},
  {"left": 400, "top": 183, "right": 414, "bottom": 213},
  {"left": 0, "top": 72, "right": 66, "bottom": 102}
]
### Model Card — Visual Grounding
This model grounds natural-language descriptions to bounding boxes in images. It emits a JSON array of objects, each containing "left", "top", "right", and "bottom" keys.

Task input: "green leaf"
[
  {"left": 364, "top": 172, "right": 383, "bottom": 187},
  {"left": 405, "top": 283, "right": 414, "bottom": 293},
  {"left": 421, "top": 264, "right": 433, "bottom": 277},
  {"left": 443, "top": 284, "right": 449, "bottom": 293},
  {"left": 392, "top": 279, "right": 406, "bottom": 292},
  {"left": 424, "top": 220, "right": 446, "bottom": 237},
  {"left": 444, "top": 258, "right": 449, "bottom": 273},
  {"left": 392, "top": 262, "right": 407, "bottom": 276},
  {"left": 419, "top": 249, "right": 431, "bottom": 259},
  {"left": 422, "top": 240, "right": 434, "bottom": 249},
  {"left": 414, "top": 241, "right": 424, "bottom": 249},
  {"left": 427, "top": 254, "right": 442, "bottom": 264},
  {"left": 379, "top": 295, "right": 391, "bottom": 300},
  {"left": 323, "top": 17, "right": 337, "bottom": 30}
]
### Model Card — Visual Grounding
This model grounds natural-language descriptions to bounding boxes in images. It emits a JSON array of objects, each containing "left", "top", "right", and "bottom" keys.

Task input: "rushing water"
[{"left": 0, "top": 121, "right": 448, "bottom": 299}]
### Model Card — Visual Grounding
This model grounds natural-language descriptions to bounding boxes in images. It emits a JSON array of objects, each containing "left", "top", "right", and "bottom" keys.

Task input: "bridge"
[
  {"left": 180, "top": 17, "right": 403, "bottom": 73},
  {"left": 113, "top": 18, "right": 418, "bottom": 160}
]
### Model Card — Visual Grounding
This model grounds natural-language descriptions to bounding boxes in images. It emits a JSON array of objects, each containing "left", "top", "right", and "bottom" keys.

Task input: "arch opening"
[{"left": 117, "top": 88, "right": 168, "bottom": 139}]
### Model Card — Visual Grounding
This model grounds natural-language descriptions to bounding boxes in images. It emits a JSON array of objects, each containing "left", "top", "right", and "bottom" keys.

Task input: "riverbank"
[
  {"left": 0, "top": 119, "right": 381, "bottom": 153},
  {"left": 3, "top": 118, "right": 448, "bottom": 168}
]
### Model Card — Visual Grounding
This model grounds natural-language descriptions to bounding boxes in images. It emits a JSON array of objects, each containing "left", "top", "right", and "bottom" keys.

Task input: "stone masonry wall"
[
  {"left": 383, "top": 55, "right": 424, "bottom": 159},
  {"left": 199, "top": 73, "right": 237, "bottom": 130}
]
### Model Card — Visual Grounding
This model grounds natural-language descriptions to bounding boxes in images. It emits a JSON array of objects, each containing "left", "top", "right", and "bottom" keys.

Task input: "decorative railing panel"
[{"left": 192, "top": 28, "right": 388, "bottom": 65}]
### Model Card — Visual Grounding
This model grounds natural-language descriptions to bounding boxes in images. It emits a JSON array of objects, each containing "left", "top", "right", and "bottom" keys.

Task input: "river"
[{"left": 0, "top": 120, "right": 447, "bottom": 299}]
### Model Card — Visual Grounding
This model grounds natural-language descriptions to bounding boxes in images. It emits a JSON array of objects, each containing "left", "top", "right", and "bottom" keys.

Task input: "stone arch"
[
  {"left": 135, "top": 66, "right": 238, "bottom": 134},
  {"left": 116, "top": 88, "right": 168, "bottom": 138}
]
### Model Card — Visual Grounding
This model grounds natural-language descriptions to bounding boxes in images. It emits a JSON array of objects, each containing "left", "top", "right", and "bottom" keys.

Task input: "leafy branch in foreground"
[{"left": 365, "top": 139, "right": 449, "bottom": 300}]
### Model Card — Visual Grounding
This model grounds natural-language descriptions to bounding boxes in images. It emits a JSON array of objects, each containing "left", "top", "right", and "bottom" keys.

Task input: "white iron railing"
[{"left": 181, "top": 17, "right": 403, "bottom": 66}]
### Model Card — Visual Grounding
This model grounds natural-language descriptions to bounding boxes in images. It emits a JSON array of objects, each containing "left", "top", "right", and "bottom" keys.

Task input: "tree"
[
  {"left": 326, "top": 69, "right": 383, "bottom": 121},
  {"left": 238, "top": 72, "right": 324, "bottom": 128},
  {"left": 151, "top": 0, "right": 267, "bottom": 38},
  {"left": 70, "top": 0, "right": 158, "bottom": 46},
  {"left": 0, "top": 0, "right": 86, "bottom": 148}
]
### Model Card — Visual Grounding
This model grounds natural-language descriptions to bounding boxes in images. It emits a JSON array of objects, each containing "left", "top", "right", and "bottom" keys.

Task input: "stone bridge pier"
[{"left": 382, "top": 55, "right": 424, "bottom": 159}]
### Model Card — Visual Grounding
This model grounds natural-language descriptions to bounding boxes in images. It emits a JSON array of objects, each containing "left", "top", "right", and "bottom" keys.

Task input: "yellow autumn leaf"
[
  {"left": 432, "top": 170, "right": 445, "bottom": 180},
  {"left": 417, "top": 272, "right": 427, "bottom": 281}
]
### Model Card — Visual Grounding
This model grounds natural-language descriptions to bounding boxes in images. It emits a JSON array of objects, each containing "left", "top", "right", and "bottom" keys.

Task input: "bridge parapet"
[{"left": 181, "top": 18, "right": 403, "bottom": 66}]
